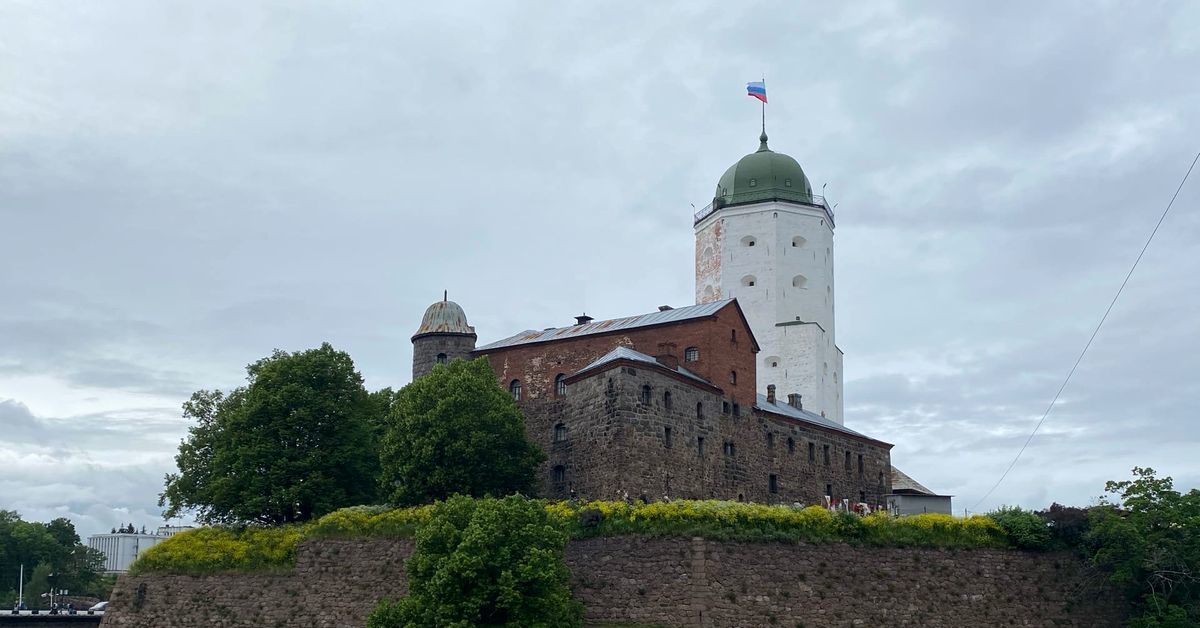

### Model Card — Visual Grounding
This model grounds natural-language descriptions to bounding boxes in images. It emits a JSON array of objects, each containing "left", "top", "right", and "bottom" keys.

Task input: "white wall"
[
  {"left": 87, "top": 533, "right": 167, "bottom": 573},
  {"left": 695, "top": 200, "right": 843, "bottom": 423}
]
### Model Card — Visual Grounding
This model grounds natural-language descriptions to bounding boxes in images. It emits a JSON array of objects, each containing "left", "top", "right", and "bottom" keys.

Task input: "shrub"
[
  {"left": 367, "top": 495, "right": 582, "bottom": 628},
  {"left": 129, "top": 525, "right": 305, "bottom": 575},
  {"left": 987, "top": 506, "right": 1051, "bottom": 550}
]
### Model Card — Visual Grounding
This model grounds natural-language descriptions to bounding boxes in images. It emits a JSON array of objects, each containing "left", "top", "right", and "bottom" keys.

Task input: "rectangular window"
[
  {"left": 844, "top": 451, "right": 851, "bottom": 471},
  {"left": 825, "top": 483, "right": 833, "bottom": 498},
  {"left": 722, "top": 401, "right": 730, "bottom": 414},
  {"left": 823, "top": 444, "right": 830, "bottom": 465},
  {"left": 808, "top": 442, "right": 815, "bottom": 462},
  {"left": 859, "top": 490, "right": 866, "bottom": 504},
  {"left": 697, "top": 436, "right": 705, "bottom": 457},
  {"left": 769, "top": 474, "right": 779, "bottom": 494},
  {"left": 858, "top": 454, "right": 864, "bottom": 474},
  {"left": 664, "top": 426, "right": 673, "bottom": 448},
  {"left": 723, "top": 442, "right": 735, "bottom": 457},
  {"left": 732, "top": 403, "right": 740, "bottom": 417}
]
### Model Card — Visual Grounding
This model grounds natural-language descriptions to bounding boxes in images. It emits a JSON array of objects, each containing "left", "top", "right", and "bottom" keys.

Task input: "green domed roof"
[{"left": 713, "top": 133, "right": 814, "bottom": 207}]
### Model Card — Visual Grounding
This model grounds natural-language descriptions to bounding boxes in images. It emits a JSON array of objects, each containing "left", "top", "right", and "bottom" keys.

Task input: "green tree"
[
  {"left": 160, "top": 343, "right": 381, "bottom": 524},
  {"left": 0, "top": 513, "right": 104, "bottom": 604},
  {"left": 987, "top": 506, "right": 1051, "bottom": 550},
  {"left": 22, "top": 562, "right": 52, "bottom": 610},
  {"left": 378, "top": 358, "right": 544, "bottom": 506},
  {"left": 368, "top": 495, "right": 582, "bottom": 628},
  {"left": 1088, "top": 467, "right": 1200, "bottom": 627}
]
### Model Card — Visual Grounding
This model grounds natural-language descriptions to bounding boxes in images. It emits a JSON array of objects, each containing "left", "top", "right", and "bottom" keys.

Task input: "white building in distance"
[{"left": 87, "top": 525, "right": 193, "bottom": 573}]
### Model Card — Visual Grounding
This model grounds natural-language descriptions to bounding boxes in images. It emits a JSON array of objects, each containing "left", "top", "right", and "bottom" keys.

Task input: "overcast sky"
[{"left": 2, "top": 1, "right": 1199, "bottom": 538}]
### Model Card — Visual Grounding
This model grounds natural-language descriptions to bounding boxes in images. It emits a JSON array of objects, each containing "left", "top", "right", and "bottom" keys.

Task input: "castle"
[{"left": 410, "top": 131, "right": 898, "bottom": 508}]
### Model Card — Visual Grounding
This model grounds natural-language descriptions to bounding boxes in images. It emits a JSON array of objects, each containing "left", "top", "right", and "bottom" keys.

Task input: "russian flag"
[{"left": 746, "top": 81, "right": 767, "bottom": 103}]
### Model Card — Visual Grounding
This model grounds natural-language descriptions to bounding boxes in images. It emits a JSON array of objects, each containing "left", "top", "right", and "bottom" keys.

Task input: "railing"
[{"left": 693, "top": 190, "right": 834, "bottom": 226}]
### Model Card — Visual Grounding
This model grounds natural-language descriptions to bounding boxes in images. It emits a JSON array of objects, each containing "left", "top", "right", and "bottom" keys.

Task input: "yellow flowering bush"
[{"left": 129, "top": 525, "right": 306, "bottom": 575}]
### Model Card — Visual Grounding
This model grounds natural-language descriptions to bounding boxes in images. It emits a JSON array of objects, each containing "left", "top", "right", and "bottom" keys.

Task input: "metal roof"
[
  {"left": 476, "top": 299, "right": 736, "bottom": 352},
  {"left": 573, "top": 346, "right": 712, "bottom": 385},
  {"left": 890, "top": 467, "right": 947, "bottom": 496},
  {"left": 754, "top": 393, "right": 887, "bottom": 444}
]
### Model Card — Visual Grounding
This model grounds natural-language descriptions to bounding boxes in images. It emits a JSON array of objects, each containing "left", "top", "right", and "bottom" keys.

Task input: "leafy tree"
[
  {"left": 160, "top": 343, "right": 381, "bottom": 524},
  {"left": 368, "top": 495, "right": 582, "bottom": 628},
  {"left": 1087, "top": 467, "right": 1200, "bottom": 627},
  {"left": 0, "top": 513, "right": 105, "bottom": 605},
  {"left": 1038, "top": 502, "right": 1091, "bottom": 550},
  {"left": 22, "top": 562, "right": 52, "bottom": 610},
  {"left": 378, "top": 358, "right": 544, "bottom": 506},
  {"left": 987, "top": 506, "right": 1051, "bottom": 550}
]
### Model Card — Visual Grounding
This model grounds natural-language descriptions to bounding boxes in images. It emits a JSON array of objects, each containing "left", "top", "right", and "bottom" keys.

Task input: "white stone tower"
[{"left": 694, "top": 132, "right": 843, "bottom": 423}]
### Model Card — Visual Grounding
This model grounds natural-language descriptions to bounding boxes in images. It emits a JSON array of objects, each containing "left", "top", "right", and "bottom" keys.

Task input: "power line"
[{"left": 970, "top": 149, "right": 1200, "bottom": 513}]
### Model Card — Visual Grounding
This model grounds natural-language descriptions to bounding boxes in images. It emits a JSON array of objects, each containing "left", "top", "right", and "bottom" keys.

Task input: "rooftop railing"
[{"left": 694, "top": 190, "right": 833, "bottom": 226}]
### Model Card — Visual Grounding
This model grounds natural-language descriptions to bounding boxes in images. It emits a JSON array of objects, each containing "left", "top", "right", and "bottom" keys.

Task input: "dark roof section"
[
  {"left": 890, "top": 467, "right": 951, "bottom": 496},
  {"left": 476, "top": 299, "right": 759, "bottom": 352},
  {"left": 754, "top": 394, "right": 893, "bottom": 448},
  {"left": 565, "top": 346, "right": 722, "bottom": 393}
]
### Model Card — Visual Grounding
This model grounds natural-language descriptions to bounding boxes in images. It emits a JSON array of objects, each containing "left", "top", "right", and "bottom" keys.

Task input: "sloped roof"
[
  {"left": 477, "top": 299, "right": 737, "bottom": 351},
  {"left": 754, "top": 394, "right": 886, "bottom": 444},
  {"left": 890, "top": 467, "right": 943, "bottom": 496},
  {"left": 573, "top": 346, "right": 712, "bottom": 385}
]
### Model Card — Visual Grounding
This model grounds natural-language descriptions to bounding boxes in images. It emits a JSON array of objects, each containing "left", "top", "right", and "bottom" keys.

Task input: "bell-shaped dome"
[
  {"left": 412, "top": 296, "right": 476, "bottom": 340},
  {"left": 713, "top": 133, "right": 814, "bottom": 208}
]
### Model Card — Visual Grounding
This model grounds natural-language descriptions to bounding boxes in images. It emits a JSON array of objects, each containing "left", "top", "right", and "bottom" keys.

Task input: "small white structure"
[
  {"left": 87, "top": 525, "right": 193, "bottom": 573},
  {"left": 887, "top": 467, "right": 953, "bottom": 515}
]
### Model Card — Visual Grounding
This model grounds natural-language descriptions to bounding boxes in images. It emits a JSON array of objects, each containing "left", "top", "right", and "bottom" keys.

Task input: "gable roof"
[
  {"left": 477, "top": 299, "right": 758, "bottom": 352},
  {"left": 754, "top": 393, "right": 892, "bottom": 447},
  {"left": 890, "top": 467, "right": 948, "bottom": 496},
  {"left": 573, "top": 346, "right": 712, "bottom": 385}
]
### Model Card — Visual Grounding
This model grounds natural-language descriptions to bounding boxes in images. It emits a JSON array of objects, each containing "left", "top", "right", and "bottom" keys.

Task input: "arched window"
[
  {"left": 663, "top": 390, "right": 673, "bottom": 410},
  {"left": 509, "top": 379, "right": 522, "bottom": 401},
  {"left": 436, "top": 353, "right": 447, "bottom": 364},
  {"left": 640, "top": 385, "right": 652, "bottom": 404},
  {"left": 792, "top": 235, "right": 806, "bottom": 248},
  {"left": 792, "top": 274, "right": 808, "bottom": 289},
  {"left": 730, "top": 370, "right": 737, "bottom": 385},
  {"left": 740, "top": 235, "right": 757, "bottom": 247},
  {"left": 553, "top": 423, "right": 567, "bottom": 443},
  {"left": 555, "top": 373, "right": 567, "bottom": 398},
  {"left": 764, "top": 355, "right": 781, "bottom": 368},
  {"left": 741, "top": 275, "right": 756, "bottom": 287},
  {"left": 696, "top": 402, "right": 703, "bottom": 419},
  {"left": 684, "top": 347, "right": 700, "bottom": 362}
]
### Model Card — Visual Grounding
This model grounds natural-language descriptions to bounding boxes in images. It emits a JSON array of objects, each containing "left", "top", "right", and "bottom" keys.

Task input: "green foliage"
[
  {"left": 986, "top": 506, "right": 1052, "bottom": 550},
  {"left": 130, "top": 525, "right": 305, "bottom": 575},
  {"left": 378, "top": 358, "right": 545, "bottom": 506},
  {"left": 1038, "top": 502, "right": 1092, "bottom": 550},
  {"left": 160, "top": 343, "right": 382, "bottom": 524},
  {"left": 23, "top": 562, "right": 53, "bottom": 610},
  {"left": 367, "top": 495, "right": 582, "bottom": 628},
  {"left": 308, "top": 505, "right": 433, "bottom": 539},
  {"left": 1087, "top": 467, "right": 1200, "bottom": 627},
  {"left": 0, "top": 511, "right": 106, "bottom": 604}
]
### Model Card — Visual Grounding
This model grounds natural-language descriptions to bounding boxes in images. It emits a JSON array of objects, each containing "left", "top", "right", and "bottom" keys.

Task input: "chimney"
[
  {"left": 655, "top": 341, "right": 679, "bottom": 369},
  {"left": 658, "top": 305, "right": 674, "bottom": 311},
  {"left": 767, "top": 384, "right": 776, "bottom": 404},
  {"left": 787, "top": 393, "right": 802, "bottom": 410},
  {"left": 574, "top": 314, "right": 594, "bottom": 326}
]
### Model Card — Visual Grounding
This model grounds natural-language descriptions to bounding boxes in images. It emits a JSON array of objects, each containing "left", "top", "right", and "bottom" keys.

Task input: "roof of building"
[
  {"left": 753, "top": 394, "right": 884, "bottom": 443},
  {"left": 476, "top": 299, "right": 739, "bottom": 351},
  {"left": 890, "top": 466, "right": 947, "bottom": 496},
  {"left": 573, "top": 346, "right": 711, "bottom": 385},
  {"left": 714, "top": 133, "right": 814, "bottom": 208},
  {"left": 413, "top": 296, "right": 476, "bottom": 339}
]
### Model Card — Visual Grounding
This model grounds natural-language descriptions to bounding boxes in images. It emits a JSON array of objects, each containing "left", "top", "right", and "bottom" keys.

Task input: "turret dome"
[
  {"left": 713, "top": 133, "right": 814, "bottom": 208},
  {"left": 412, "top": 295, "right": 476, "bottom": 340}
]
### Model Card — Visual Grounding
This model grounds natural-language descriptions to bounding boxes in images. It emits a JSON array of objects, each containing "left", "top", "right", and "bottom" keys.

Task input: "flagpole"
[{"left": 761, "top": 75, "right": 766, "bottom": 137}]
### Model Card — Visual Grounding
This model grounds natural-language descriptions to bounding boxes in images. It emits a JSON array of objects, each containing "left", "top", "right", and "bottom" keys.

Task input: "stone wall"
[
  {"left": 411, "top": 332, "right": 476, "bottom": 380},
  {"left": 102, "top": 536, "right": 1126, "bottom": 628}
]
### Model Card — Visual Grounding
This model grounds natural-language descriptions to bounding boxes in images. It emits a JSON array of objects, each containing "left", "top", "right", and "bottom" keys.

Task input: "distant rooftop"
[
  {"left": 476, "top": 299, "right": 736, "bottom": 352},
  {"left": 573, "top": 346, "right": 711, "bottom": 385}
]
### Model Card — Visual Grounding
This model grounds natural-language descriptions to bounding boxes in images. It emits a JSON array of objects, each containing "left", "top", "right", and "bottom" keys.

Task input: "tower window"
[
  {"left": 741, "top": 275, "right": 757, "bottom": 287},
  {"left": 740, "top": 235, "right": 757, "bottom": 247},
  {"left": 436, "top": 353, "right": 447, "bottom": 364},
  {"left": 748, "top": 178, "right": 757, "bottom": 187},
  {"left": 553, "top": 465, "right": 566, "bottom": 484},
  {"left": 769, "top": 474, "right": 779, "bottom": 494},
  {"left": 792, "top": 274, "right": 808, "bottom": 289},
  {"left": 784, "top": 178, "right": 792, "bottom": 187},
  {"left": 509, "top": 380, "right": 522, "bottom": 401},
  {"left": 663, "top": 426, "right": 673, "bottom": 448},
  {"left": 555, "top": 373, "right": 567, "bottom": 398},
  {"left": 553, "top": 423, "right": 567, "bottom": 443},
  {"left": 684, "top": 346, "right": 700, "bottom": 362},
  {"left": 663, "top": 390, "right": 673, "bottom": 411},
  {"left": 640, "top": 385, "right": 652, "bottom": 404}
]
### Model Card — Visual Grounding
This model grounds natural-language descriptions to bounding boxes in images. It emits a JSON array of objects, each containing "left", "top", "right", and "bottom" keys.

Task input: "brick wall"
[{"left": 102, "top": 537, "right": 1127, "bottom": 628}]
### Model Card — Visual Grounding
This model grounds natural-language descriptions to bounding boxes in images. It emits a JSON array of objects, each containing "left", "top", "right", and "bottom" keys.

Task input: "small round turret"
[{"left": 412, "top": 293, "right": 477, "bottom": 380}]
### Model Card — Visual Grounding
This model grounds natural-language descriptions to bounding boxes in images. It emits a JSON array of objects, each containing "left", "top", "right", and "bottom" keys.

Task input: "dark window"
[
  {"left": 788, "top": 437, "right": 795, "bottom": 454},
  {"left": 664, "top": 426, "right": 673, "bottom": 448},
  {"left": 767, "top": 433, "right": 774, "bottom": 449},
  {"left": 748, "top": 279, "right": 755, "bottom": 286},
  {"left": 825, "top": 483, "right": 833, "bottom": 498},
  {"left": 555, "top": 374, "right": 567, "bottom": 397},
  {"left": 844, "top": 451, "right": 852, "bottom": 471},
  {"left": 858, "top": 454, "right": 864, "bottom": 474},
  {"left": 696, "top": 402, "right": 703, "bottom": 419},
  {"left": 749, "top": 178, "right": 757, "bottom": 187},
  {"left": 730, "top": 370, "right": 737, "bottom": 385},
  {"left": 509, "top": 380, "right": 522, "bottom": 401},
  {"left": 553, "top": 423, "right": 567, "bottom": 443},
  {"left": 808, "top": 442, "right": 815, "bottom": 462},
  {"left": 769, "top": 474, "right": 779, "bottom": 494},
  {"left": 748, "top": 240, "right": 756, "bottom": 246},
  {"left": 732, "top": 403, "right": 740, "bottom": 417},
  {"left": 640, "top": 385, "right": 652, "bottom": 404},
  {"left": 436, "top": 353, "right": 447, "bottom": 364},
  {"left": 722, "top": 401, "right": 730, "bottom": 414},
  {"left": 684, "top": 347, "right": 699, "bottom": 362},
  {"left": 607, "top": 378, "right": 614, "bottom": 392},
  {"left": 553, "top": 465, "right": 566, "bottom": 484},
  {"left": 879, "top": 470, "right": 885, "bottom": 486},
  {"left": 859, "top": 490, "right": 866, "bottom": 504},
  {"left": 723, "top": 441, "right": 735, "bottom": 457},
  {"left": 663, "top": 390, "right": 673, "bottom": 411},
  {"left": 823, "top": 444, "right": 830, "bottom": 465},
  {"left": 731, "top": 329, "right": 737, "bottom": 342},
  {"left": 697, "top": 436, "right": 705, "bottom": 456}
]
